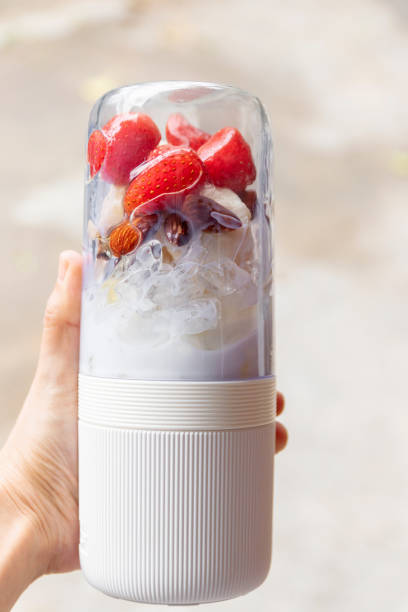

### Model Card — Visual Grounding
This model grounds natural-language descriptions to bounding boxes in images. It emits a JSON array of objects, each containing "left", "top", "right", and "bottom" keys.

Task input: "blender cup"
[{"left": 79, "top": 81, "right": 275, "bottom": 605}]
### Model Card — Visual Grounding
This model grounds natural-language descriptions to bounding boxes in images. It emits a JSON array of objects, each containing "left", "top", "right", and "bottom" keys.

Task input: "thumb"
[{"left": 37, "top": 251, "right": 82, "bottom": 384}]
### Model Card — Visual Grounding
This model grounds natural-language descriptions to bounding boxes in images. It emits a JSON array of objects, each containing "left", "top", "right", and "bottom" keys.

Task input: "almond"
[
  {"left": 181, "top": 193, "right": 242, "bottom": 232},
  {"left": 109, "top": 222, "right": 142, "bottom": 257},
  {"left": 108, "top": 214, "right": 159, "bottom": 258},
  {"left": 164, "top": 213, "right": 191, "bottom": 247}
]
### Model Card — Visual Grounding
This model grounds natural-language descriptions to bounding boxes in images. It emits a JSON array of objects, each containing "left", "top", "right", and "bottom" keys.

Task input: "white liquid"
[{"left": 80, "top": 322, "right": 259, "bottom": 381}]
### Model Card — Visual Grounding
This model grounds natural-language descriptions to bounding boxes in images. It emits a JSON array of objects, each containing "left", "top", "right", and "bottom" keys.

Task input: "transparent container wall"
[{"left": 80, "top": 82, "right": 274, "bottom": 381}]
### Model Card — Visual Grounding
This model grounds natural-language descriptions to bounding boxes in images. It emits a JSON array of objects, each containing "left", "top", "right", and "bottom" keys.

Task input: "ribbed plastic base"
[{"left": 78, "top": 376, "right": 275, "bottom": 604}]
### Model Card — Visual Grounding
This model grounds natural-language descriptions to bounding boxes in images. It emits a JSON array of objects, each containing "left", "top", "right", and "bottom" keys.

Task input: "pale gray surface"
[{"left": 0, "top": 0, "right": 407, "bottom": 610}]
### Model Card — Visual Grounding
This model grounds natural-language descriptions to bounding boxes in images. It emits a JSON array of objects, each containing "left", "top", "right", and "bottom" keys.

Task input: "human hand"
[
  {"left": 0, "top": 251, "right": 82, "bottom": 610},
  {"left": 0, "top": 250, "right": 287, "bottom": 610}
]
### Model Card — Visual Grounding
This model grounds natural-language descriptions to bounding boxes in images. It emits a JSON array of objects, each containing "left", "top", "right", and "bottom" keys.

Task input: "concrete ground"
[{"left": 0, "top": 0, "right": 407, "bottom": 610}]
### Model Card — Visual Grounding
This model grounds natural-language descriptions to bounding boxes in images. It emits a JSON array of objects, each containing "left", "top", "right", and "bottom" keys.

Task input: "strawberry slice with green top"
[
  {"left": 198, "top": 127, "right": 256, "bottom": 193},
  {"left": 166, "top": 113, "right": 210, "bottom": 151},
  {"left": 124, "top": 147, "right": 205, "bottom": 215}
]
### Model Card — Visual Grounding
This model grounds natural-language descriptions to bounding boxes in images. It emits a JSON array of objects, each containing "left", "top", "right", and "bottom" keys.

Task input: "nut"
[
  {"left": 109, "top": 222, "right": 142, "bottom": 257},
  {"left": 108, "top": 213, "right": 159, "bottom": 257},
  {"left": 181, "top": 193, "right": 242, "bottom": 232},
  {"left": 164, "top": 213, "right": 191, "bottom": 246}
]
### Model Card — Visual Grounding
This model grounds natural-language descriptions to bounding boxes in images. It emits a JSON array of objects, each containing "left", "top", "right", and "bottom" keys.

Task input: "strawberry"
[
  {"left": 87, "top": 130, "right": 107, "bottom": 178},
  {"left": 147, "top": 143, "right": 177, "bottom": 161},
  {"left": 198, "top": 127, "right": 256, "bottom": 193},
  {"left": 94, "top": 113, "right": 161, "bottom": 185},
  {"left": 166, "top": 113, "right": 210, "bottom": 151},
  {"left": 124, "top": 147, "right": 206, "bottom": 215}
]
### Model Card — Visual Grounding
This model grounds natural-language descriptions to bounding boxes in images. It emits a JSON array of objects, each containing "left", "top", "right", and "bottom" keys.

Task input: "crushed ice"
[{"left": 84, "top": 236, "right": 257, "bottom": 340}]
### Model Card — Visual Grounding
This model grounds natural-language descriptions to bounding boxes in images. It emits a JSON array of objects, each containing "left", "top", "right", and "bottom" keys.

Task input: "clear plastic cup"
[{"left": 80, "top": 81, "right": 274, "bottom": 382}]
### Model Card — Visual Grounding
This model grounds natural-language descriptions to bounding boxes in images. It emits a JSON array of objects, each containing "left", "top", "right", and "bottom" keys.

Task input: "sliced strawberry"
[
  {"left": 124, "top": 148, "right": 205, "bottom": 215},
  {"left": 147, "top": 143, "right": 177, "bottom": 161},
  {"left": 99, "top": 113, "right": 161, "bottom": 185},
  {"left": 198, "top": 127, "right": 256, "bottom": 193},
  {"left": 166, "top": 113, "right": 210, "bottom": 151},
  {"left": 87, "top": 130, "right": 107, "bottom": 178}
]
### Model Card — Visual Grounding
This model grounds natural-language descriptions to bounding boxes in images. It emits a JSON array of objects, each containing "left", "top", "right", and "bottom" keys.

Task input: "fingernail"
[{"left": 58, "top": 254, "right": 69, "bottom": 282}]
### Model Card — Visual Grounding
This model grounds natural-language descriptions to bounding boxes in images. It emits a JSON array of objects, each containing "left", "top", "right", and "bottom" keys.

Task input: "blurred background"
[{"left": 1, "top": 0, "right": 407, "bottom": 610}]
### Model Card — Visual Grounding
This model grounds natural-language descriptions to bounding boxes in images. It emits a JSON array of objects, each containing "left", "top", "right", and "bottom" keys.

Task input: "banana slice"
[
  {"left": 99, "top": 185, "right": 126, "bottom": 234},
  {"left": 199, "top": 184, "right": 251, "bottom": 226}
]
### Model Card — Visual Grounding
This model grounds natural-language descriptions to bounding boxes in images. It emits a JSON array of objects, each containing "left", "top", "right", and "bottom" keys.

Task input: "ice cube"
[
  {"left": 169, "top": 298, "right": 219, "bottom": 336},
  {"left": 144, "top": 269, "right": 171, "bottom": 306},
  {"left": 182, "top": 238, "right": 208, "bottom": 265},
  {"left": 200, "top": 259, "right": 251, "bottom": 296},
  {"left": 136, "top": 240, "right": 162, "bottom": 272},
  {"left": 170, "top": 261, "right": 204, "bottom": 299}
]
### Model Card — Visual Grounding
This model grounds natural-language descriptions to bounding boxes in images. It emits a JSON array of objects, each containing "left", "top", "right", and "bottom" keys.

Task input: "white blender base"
[{"left": 78, "top": 376, "right": 275, "bottom": 605}]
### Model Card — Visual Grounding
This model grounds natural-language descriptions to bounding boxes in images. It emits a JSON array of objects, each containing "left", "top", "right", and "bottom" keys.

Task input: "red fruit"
[
  {"left": 124, "top": 147, "right": 205, "bottom": 215},
  {"left": 99, "top": 113, "right": 161, "bottom": 185},
  {"left": 87, "top": 130, "right": 107, "bottom": 178},
  {"left": 166, "top": 113, "right": 210, "bottom": 151},
  {"left": 147, "top": 143, "right": 177, "bottom": 161},
  {"left": 198, "top": 127, "right": 256, "bottom": 193}
]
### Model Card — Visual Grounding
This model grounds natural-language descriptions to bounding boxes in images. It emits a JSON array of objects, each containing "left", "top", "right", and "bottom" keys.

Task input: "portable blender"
[{"left": 78, "top": 81, "right": 275, "bottom": 604}]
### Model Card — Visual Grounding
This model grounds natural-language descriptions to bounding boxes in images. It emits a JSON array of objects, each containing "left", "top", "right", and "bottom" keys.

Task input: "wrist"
[{"left": 0, "top": 474, "right": 49, "bottom": 610}]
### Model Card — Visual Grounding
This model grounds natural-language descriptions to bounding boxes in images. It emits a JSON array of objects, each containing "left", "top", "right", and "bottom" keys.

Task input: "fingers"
[
  {"left": 275, "top": 391, "right": 288, "bottom": 454},
  {"left": 43, "top": 251, "right": 82, "bottom": 329},
  {"left": 275, "top": 422, "right": 288, "bottom": 454},
  {"left": 276, "top": 391, "right": 285, "bottom": 416},
  {"left": 37, "top": 251, "right": 82, "bottom": 383}
]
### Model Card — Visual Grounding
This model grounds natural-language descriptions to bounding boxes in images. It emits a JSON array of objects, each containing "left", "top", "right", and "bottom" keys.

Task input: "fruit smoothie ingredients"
[
  {"left": 124, "top": 148, "right": 206, "bottom": 215},
  {"left": 88, "top": 111, "right": 258, "bottom": 275},
  {"left": 198, "top": 127, "right": 256, "bottom": 193},
  {"left": 166, "top": 113, "right": 210, "bottom": 150},
  {"left": 87, "top": 113, "right": 161, "bottom": 185},
  {"left": 81, "top": 84, "right": 274, "bottom": 385}
]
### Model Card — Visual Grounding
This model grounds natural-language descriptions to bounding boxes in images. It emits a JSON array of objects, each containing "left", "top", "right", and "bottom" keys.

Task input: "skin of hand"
[{"left": 0, "top": 251, "right": 288, "bottom": 610}]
